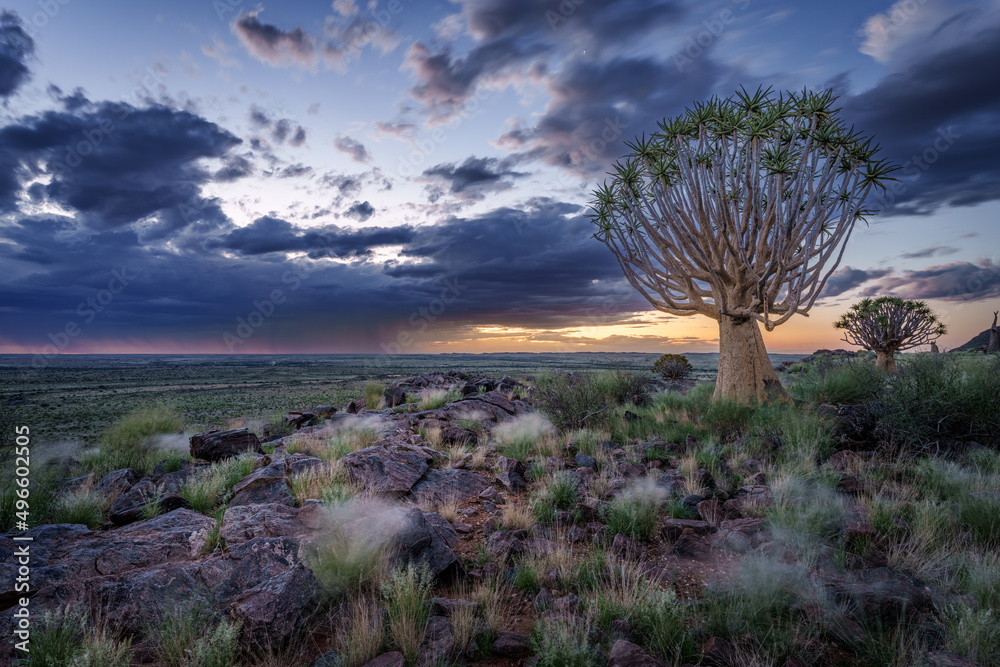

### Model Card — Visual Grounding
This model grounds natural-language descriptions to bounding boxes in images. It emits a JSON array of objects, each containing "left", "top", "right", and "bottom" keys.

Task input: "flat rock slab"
[
  {"left": 409, "top": 468, "right": 490, "bottom": 504},
  {"left": 220, "top": 503, "right": 306, "bottom": 546},
  {"left": 340, "top": 445, "right": 431, "bottom": 496}
]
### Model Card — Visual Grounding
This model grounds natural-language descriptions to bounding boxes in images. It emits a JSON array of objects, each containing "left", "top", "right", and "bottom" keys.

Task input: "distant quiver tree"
[
  {"left": 834, "top": 296, "right": 947, "bottom": 373},
  {"left": 590, "top": 87, "right": 897, "bottom": 403}
]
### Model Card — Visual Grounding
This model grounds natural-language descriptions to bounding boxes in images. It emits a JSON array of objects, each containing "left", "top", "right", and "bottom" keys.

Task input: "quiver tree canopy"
[
  {"left": 589, "top": 87, "right": 897, "bottom": 402},
  {"left": 835, "top": 296, "right": 947, "bottom": 373}
]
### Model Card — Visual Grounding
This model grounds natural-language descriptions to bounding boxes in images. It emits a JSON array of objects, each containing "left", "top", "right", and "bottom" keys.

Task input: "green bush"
[
  {"left": 531, "top": 616, "right": 602, "bottom": 667},
  {"left": 788, "top": 357, "right": 883, "bottom": 405},
  {"left": 534, "top": 368, "right": 649, "bottom": 431},
  {"left": 876, "top": 353, "right": 1000, "bottom": 450},
  {"left": 653, "top": 354, "right": 693, "bottom": 382},
  {"left": 602, "top": 491, "right": 659, "bottom": 541}
]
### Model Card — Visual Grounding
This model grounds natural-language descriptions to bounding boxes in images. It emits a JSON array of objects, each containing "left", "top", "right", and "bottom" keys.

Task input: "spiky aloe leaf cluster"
[
  {"left": 835, "top": 296, "right": 947, "bottom": 352},
  {"left": 590, "top": 87, "right": 898, "bottom": 330}
]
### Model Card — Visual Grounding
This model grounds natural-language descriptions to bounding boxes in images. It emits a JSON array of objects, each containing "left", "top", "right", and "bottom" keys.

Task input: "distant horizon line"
[{"left": 0, "top": 349, "right": 840, "bottom": 357}]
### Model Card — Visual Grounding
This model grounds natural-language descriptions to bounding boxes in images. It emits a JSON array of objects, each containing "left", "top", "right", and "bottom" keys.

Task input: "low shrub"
[
  {"left": 653, "top": 353, "right": 693, "bottom": 382},
  {"left": 788, "top": 357, "right": 883, "bottom": 405}
]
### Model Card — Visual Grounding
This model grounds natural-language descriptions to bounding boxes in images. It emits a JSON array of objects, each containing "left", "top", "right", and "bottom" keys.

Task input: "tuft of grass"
[
  {"left": 958, "top": 492, "right": 1000, "bottom": 548},
  {"left": 201, "top": 507, "right": 226, "bottom": 556},
  {"left": 289, "top": 465, "right": 356, "bottom": 505},
  {"left": 319, "top": 419, "right": 384, "bottom": 462},
  {"left": 382, "top": 563, "right": 433, "bottom": 663},
  {"left": 304, "top": 503, "right": 391, "bottom": 602},
  {"left": 72, "top": 625, "right": 133, "bottom": 667},
  {"left": 19, "top": 607, "right": 85, "bottom": 667},
  {"left": 700, "top": 398, "right": 758, "bottom": 442},
  {"left": 418, "top": 387, "right": 462, "bottom": 411},
  {"left": 178, "top": 455, "right": 256, "bottom": 515},
  {"left": 471, "top": 576, "right": 515, "bottom": 636},
  {"left": 155, "top": 604, "right": 240, "bottom": 667},
  {"left": 363, "top": 382, "right": 385, "bottom": 410},
  {"left": 531, "top": 616, "right": 602, "bottom": 667},
  {"left": 501, "top": 501, "right": 536, "bottom": 530},
  {"left": 49, "top": 484, "right": 108, "bottom": 529},
  {"left": 337, "top": 595, "right": 385, "bottom": 667},
  {"left": 960, "top": 550, "right": 1000, "bottom": 613},
  {"left": 82, "top": 406, "right": 184, "bottom": 477},
  {"left": 492, "top": 413, "right": 557, "bottom": 460},
  {"left": 944, "top": 605, "right": 1000, "bottom": 666},
  {"left": 601, "top": 485, "right": 661, "bottom": 541},
  {"left": 450, "top": 598, "right": 478, "bottom": 656}
]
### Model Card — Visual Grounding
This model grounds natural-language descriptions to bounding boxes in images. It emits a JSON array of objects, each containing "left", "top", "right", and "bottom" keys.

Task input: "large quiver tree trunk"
[{"left": 715, "top": 315, "right": 789, "bottom": 404}]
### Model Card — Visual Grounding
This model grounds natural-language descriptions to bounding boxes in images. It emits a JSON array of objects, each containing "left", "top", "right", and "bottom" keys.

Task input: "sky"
[{"left": 0, "top": 0, "right": 998, "bottom": 357}]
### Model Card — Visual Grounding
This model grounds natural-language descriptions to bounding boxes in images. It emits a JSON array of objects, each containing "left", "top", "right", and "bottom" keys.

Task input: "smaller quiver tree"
[
  {"left": 834, "top": 296, "right": 946, "bottom": 373},
  {"left": 988, "top": 311, "right": 999, "bottom": 354}
]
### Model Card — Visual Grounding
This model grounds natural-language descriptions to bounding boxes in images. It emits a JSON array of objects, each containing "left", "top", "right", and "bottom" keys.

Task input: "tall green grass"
[{"left": 81, "top": 406, "right": 183, "bottom": 477}]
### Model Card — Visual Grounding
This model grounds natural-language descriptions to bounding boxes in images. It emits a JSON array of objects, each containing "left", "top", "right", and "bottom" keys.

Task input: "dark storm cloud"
[
  {"left": 422, "top": 156, "right": 527, "bottom": 198},
  {"left": 870, "top": 259, "right": 1000, "bottom": 302},
  {"left": 0, "top": 12, "right": 33, "bottom": 98},
  {"left": 402, "top": 0, "right": 686, "bottom": 124},
  {"left": 344, "top": 200, "right": 374, "bottom": 222},
  {"left": 845, "top": 22, "right": 1000, "bottom": 215},
  {"left": 211, "top": 215, "right": 408, "bottom": 257},
  {"left": 233, "top": 12, "right": 317, "bottom": 68},
  {"left": 497, "top": 54, "right": 718, "bottom": 177},
  {"left": 820, "top": 267, "right": 891, "bottom": 298},
  {"left": 0, "top": 196, "right": 644, "bottom": 349},
  {"left": 0, "top": 100, "right": 241, "bottom": 227},
  {"left": 333, "top": 135, "right": 372, "bottom": 163}
]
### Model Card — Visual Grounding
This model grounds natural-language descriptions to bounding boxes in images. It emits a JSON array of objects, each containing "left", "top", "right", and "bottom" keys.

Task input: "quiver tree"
[
  {"left": 590, "top": 87, "right": 896, "bottom": 403},
  {"left": 834, "top": 296, "right": 947, "bottom": 373},
  {"left": 988, "top": 311, "right": 999, "bottom": 354}
]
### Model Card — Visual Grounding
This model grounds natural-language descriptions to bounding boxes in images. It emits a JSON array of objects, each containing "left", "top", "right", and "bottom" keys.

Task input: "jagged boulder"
[{"left": 190, "top": 428, "right": 264, "bottom": 462}]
